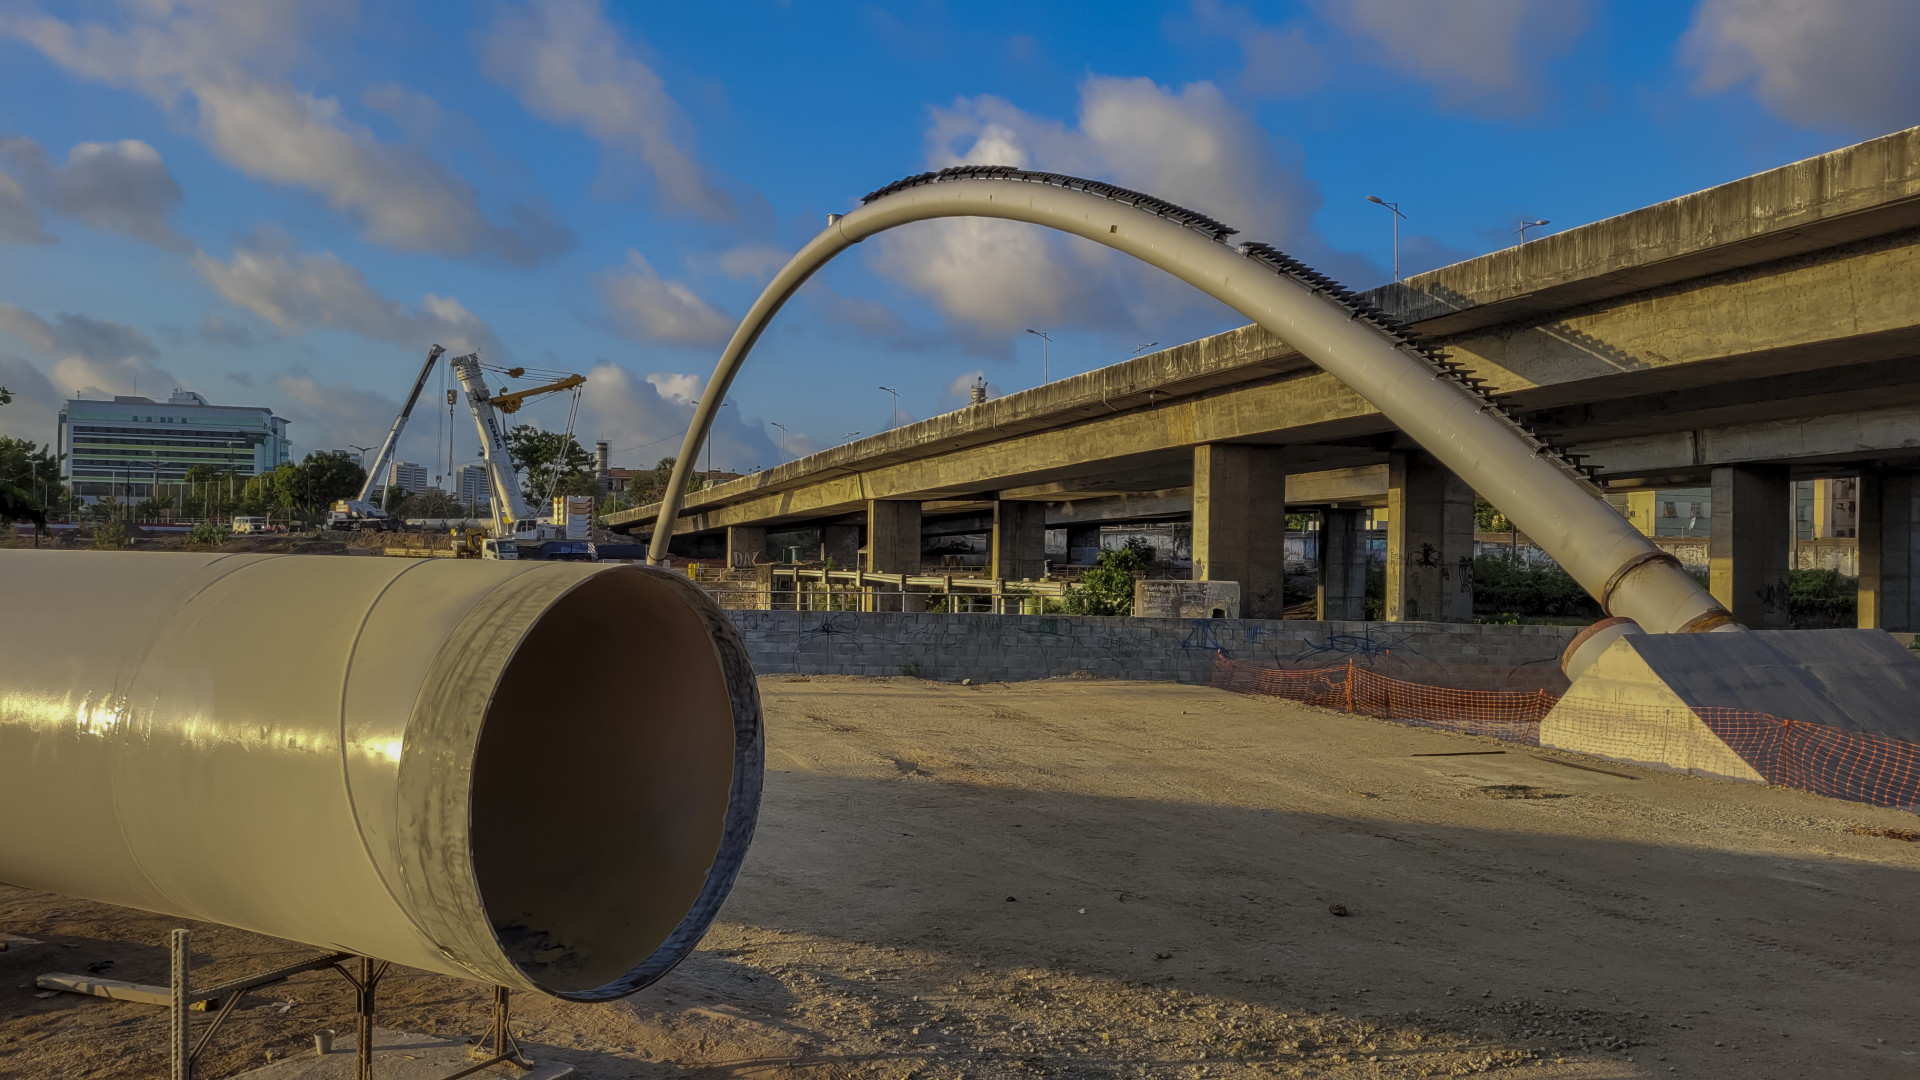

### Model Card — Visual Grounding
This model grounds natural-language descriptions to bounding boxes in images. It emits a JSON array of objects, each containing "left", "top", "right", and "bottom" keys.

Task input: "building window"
[{"left": 1662, "top": 501, "right": 1677, "bottom": 518}]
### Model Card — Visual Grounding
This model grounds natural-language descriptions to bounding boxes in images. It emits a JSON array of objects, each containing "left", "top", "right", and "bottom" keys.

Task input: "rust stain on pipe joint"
[{"left": 0, "top": 551, "right": 762, "bottom": 1001}]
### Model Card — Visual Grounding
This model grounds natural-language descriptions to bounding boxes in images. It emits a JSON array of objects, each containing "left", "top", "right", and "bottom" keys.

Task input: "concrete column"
[
  {"left": 1191, "top": 444, "right": 1289, "bottom": 619},
  {"left": 866, "top": 500, "right": 923, "bottom": 612},
  {"left": 1385, "top": 451, "right": 1474, "bottom": 622},
  {"left": 991, "top": 500, "right": 1048, "bottom": 581},
  {"left": 1709, "top": 465, "right": 1792, "bottom": 629},
  {"left": 1066, "top": 524, "right": 1103, "bottom": 566},
  {"left": 1317, "top": 508, "right": 1368, "bottom": 621},
  {"left": 1858, "top": 471, "right": 1920, "bottom": 631},
  {"left": 821, "top": 524, "right": 861, "bottom": 569},
  {"left": 726, "top": 525, "right": 767, "bottom": 568}
]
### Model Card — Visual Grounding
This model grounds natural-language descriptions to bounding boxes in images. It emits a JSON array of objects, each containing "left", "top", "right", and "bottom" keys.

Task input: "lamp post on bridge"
[
  {"left": 771, "top": 422, "right": 789, "bottom": 463},
  {"left": 878, "top": 385, "right": 901, "bottom": 430},
  {"left": 1024, "top": 328, "right": 1051, "bottom": 385},
  {"left": 1516, "top": 218, "right": 1551, "bottom": 241},
  {"left": 1366, "top": 195, "right": 1406, "bottom": 281}
]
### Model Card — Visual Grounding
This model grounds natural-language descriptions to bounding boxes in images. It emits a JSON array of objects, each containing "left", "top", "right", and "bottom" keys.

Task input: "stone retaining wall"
[{"left": 725, "top": 610, "right": 1579, "bottom": 690}]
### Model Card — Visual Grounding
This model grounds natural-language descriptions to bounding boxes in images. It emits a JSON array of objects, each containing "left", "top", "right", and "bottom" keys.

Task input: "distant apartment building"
[
  {"left": 374, "top": 461, "right": 429, "bottom": 502},
  {"left": 453, "top": 462, "right": 491, "bottom": 510},
  {"left": 59, "top": 390, "right": 292, "bottom": 500}
]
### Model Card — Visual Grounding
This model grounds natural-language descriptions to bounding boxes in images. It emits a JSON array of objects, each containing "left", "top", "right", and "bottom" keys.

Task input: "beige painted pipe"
[
  {"left": 0, "top": 550, "right": 762, "bottom": 1001},
  {"left": 647, "top": 170, "right": 1733, "bottom": 642}
]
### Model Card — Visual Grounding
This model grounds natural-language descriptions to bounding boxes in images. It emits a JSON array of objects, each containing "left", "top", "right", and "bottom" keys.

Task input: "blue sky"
[{"left": 1, "top": 0, "right": 1913, "bottom": 483}]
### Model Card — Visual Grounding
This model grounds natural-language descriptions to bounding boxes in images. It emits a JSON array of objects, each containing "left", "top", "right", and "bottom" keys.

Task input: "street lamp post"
[
  {"left": 1133, "top": 341, "right": 1158, "bottom": 357},
  {"left": 878, "top": 385, "right": 900, "bottom": 429},
  {"left": 1024, "top": 328, "right": 1051, "bottom": 385},
  {"left": 691, "top": 399, "right": 732, "bottom": 485},
  {"left": 1366, "top": 195, "right": 1406, "bottom": 281},
  {"left": 771, "top": 422, "right": 789, "bottom": 463},
  {"left": 1516, "top": 218, "right": 1551, "bottom": 241}
]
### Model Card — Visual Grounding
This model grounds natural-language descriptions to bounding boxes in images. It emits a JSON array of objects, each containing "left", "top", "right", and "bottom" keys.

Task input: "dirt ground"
[{"left": 4, "top": 675, "right": 1919, "bottom": 1079}]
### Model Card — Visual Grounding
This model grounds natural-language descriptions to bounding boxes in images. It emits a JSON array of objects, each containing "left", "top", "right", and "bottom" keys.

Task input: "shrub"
[
  {"left": 91, "top": 522, "right": 128, "bottom": 549},
  {"left": 188, "top": 521, "right": 231, "bottom": 549},
  {"left": 1789, "top": 567, "right": 1856, "bottom": 628},
  {"left": 1471, "top": 555, "right": 1599, "bottom": 620},
  {"left": 1062, "top": 537, "right": 1153, "bottom": 616}
]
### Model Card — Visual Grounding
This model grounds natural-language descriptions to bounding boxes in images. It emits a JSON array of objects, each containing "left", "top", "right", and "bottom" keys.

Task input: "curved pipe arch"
[{"left": 650, "top": 168, "right": 1732, "bottom": 638}]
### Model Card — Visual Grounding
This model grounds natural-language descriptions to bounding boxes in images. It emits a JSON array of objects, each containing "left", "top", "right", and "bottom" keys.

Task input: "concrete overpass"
[{"left": 609, "top": 125, "right": 1920, "bottom": 629}]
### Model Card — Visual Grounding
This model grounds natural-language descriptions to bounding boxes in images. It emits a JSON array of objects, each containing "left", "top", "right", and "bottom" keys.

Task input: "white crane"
[
  {"left": 447, "top": 350, "right": 586, "bottom": 559},
  {"left": 328, "top": 344, "right": 445, "bottom": 530}
]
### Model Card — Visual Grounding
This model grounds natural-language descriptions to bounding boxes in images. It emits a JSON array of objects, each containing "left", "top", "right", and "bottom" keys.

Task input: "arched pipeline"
[{"left": 649, "top": 167, "right": 1734, "bottom": 647}]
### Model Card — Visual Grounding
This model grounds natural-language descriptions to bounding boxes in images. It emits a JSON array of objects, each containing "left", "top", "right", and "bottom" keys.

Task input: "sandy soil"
[{"left": 4, "top": 675, "right": 1919, "bottom": 1079}]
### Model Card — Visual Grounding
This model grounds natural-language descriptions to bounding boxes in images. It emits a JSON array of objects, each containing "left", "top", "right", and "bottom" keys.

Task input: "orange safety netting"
[
  {"left": 1210, "top": 655, "right": 1554, "bottom": 744},
  {"left": 1211, "top": 654, "right": 1920, "bottom": 809}
]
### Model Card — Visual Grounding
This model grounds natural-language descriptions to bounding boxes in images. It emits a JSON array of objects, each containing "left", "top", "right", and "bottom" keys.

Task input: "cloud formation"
[
  {"left": 0, "top": 303, "right": 180, "bottom": 402},
  {"left": 598, "top": 252, "right": 736, "bottom": 345},
  {"left": 6, "top": 3, "right": 573, "bottom": 264},
  {"left": 1683, "top": 0, "right": 1920, "bottom": 134},
  {"left": 580, "top": 362, "right": 781, "bottom": 474},
  {"left": 192, "top": 234, "right": 498, "bottom": 355},
  {"left": 872, "top": 75, "right": 1321, "bottom": 346},
  {"left": 0, "top": 136, "right": 187, "bottom": 248},
  {"left": 0, "top": 172, "right": 52, "bottom": 245},
  {"left": 481, "top": 0, "right": 736, "bottom": 222},
  {"left": 1319, "top": 0, "right": 1587, "bottom": 112}
]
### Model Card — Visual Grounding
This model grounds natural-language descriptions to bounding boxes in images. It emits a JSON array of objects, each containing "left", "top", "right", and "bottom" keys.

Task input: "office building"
[
  {"left": 453, "top": 462, "right": 492, "bottom": 510},
  {"left": 59, "top": 390, "right": 292, "bottom": 500}
]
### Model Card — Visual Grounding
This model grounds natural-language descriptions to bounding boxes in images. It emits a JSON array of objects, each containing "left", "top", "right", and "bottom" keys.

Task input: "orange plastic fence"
[
  {"left": 1210, "top": 656, "right": 1554, "bottom": 743},
  {"left": 1211, "top": 654, "right": 1920, "bottom": 809}
]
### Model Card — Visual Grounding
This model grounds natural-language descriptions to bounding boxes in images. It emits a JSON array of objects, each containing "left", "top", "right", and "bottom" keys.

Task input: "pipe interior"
[{"left": 469, "top": 569, "right": 736, "bottom": 995}]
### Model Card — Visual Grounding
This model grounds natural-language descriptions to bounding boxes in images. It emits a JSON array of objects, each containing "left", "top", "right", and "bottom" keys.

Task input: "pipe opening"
[{"left": 469, "top": 569, "right": 737, "bottom": 995}]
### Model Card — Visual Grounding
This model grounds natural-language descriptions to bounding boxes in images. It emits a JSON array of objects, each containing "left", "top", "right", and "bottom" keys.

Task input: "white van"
[{"left": 231, "top": 516, "right": 269, "bottom": 534}]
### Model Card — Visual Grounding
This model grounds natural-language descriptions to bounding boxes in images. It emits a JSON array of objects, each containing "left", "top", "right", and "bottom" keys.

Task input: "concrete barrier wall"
[{"left": 725, "top": 610, "right": 1579, "bottom": 689}]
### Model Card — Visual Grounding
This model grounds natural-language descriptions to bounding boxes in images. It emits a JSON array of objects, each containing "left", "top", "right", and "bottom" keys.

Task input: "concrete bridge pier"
[
  {"left": 866, "top": 499, "right": 923, "bottom": 611},
  {"left": 727, "top": 525, "right": 768, "bottom": 568},
  {"left": 1858, "top": 470, "right": 1920, "bottom": 631},
  {"left": 1318, "top": 508, "right": 1369, "bottom": 621},
  {"left": 1385, "top": 451, "right": 1474, "bottom": 623},
  {"left": 1710, "top": 465, "right": 1792, "bottom": 629},
  {"left": 992, "top": 499, "right": 1049, "bottom": 581},
  {"left": 1191, "top": 443, "right": 1290, "bottom": 619}
]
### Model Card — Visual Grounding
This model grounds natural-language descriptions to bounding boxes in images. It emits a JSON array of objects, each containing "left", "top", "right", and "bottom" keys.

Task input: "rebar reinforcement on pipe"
[
  {"left": 647, "top": 169, "right": 1735, "bottom": 641},
  {"left": 0, "top": 551, "right": 764, "bottom": 1001}
]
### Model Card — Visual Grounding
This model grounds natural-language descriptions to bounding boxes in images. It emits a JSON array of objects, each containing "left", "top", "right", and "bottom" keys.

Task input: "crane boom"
[
  {"left": 448, "top": 351, "right": 533, "bottom": 537},
  {"left": 355, "top": 344, "right": 445, "bottom": 503},
  {"left": 493, "top": 374, "right": 585, "bottom": 413}
]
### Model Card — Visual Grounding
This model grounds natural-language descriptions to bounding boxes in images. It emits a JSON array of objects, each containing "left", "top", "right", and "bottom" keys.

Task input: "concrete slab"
[
  {"left": 231, "top": 1028, "right": 574, "bottom": 1079},
  {"left": 1541, "top": 628, "right": 1920, "bottom": 783}
]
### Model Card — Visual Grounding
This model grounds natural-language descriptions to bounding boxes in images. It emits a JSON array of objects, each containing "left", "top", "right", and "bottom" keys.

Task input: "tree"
[
  {"left": 505, "top": 426, "right": 594, "bottom": 500},
  {"left": 1062, "top": 537, "right": 1154, "bottom": 616},
  {"left": 270, "top": 451, "right": 366, "bottom": 522},
  {"left": 0, "top": 436, "right": 62, "bottom": 528}
]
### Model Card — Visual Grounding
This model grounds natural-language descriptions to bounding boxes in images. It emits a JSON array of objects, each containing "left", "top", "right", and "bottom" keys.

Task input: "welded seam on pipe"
[{"left": 334, "top": 557, "right": 451, "bottom": 950}]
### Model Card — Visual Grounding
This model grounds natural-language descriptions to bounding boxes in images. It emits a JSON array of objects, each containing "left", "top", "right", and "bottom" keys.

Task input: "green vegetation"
[
  {"left": 505, "top": 426, "right": 598, "bottom": 499},
  {"left": 1062, "top": 537, "right": 1154, "bottom": 616},
  {"left": 91, "top": 522, "right": 127, "bottom": 549},
  {"left": 1789, "top": 567, "right": 1857, "bottom": 628},
  {"left": 1474, "top": 497, "right": 1512, "bottom": 533},
  {"left": 188, "top": 521, "right": 231, "bottom": 549},
  {"left": 1472, "top": 555, "right": 1600, "bottom": 622},
  {"left": 0, "top": 436, "right": 63, "bottom": 529}
]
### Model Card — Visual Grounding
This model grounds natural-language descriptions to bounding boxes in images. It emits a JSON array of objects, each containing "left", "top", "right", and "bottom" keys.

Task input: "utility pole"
[
  {"left": 1366, "top": 196, "right": 1406, "bottom": 281},
  {"left": 1024, "top": 328, "right": 1052, "bottom": 385}
]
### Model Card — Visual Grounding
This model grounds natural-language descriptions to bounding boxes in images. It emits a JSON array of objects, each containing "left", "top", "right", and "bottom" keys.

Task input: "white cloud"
[
  {"left": 0, "top": 350, "right": 63, "bottom": 438},
  {"left": 1683, "top": 0, "right": 1920, "bottom": 134},
  {"left": 1314, "top": 0, "right": 1587, "bottom": 112},
  {"left": 5, "top": 4, "right": 573, "bottom": 264},
  {"left": 0, "top": 172, "right": 52, "bottom": 245},
  {"left": 644, "top": 372, "right": 701, "bottom": 405},
  {"left": 873, "top": 75, "right": 1320, "bottom": 345},
  {"left": 480, "top": 0, "right": 736, "bottom": 222},
  {"left": 362, "top": 82, "right": 442, "bottom": 143},
  {"left": 598, "top": 251, "right": 735, "bottom": 345},
  {"left": 581, "top": 362, "right": 780, "bottom": 474},
  {"left": 197, "top": 314, "right": 254, "bottom": 347},
  {"left": 712, "top": 243, "right": 789, "bottom": 282},
  {"left": 0, "top": 303, "right": 179, "bottom": 401},
  {"left": 269, "top": 369, "right": 405, "bottom": 458},
  {"left": 0, "top": 136, "right": 187, "bottom": 248},
  {"left": 192, "top": 235, "right": 498, "bottom": 354}
]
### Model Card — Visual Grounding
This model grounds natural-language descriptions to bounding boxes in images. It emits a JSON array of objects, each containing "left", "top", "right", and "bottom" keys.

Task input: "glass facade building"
[{"left": 59, "top": 390, "right": 292, "bottom": 500}]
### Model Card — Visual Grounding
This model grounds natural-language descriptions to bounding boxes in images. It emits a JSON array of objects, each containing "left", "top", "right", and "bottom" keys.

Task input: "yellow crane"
[{"left": 490, "top": 369, "right": 585, "bottom": 414}]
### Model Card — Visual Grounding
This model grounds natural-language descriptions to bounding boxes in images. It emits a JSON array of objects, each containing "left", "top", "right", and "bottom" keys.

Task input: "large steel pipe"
[
  {"left": 648, "top": 170, "right": 1733, "bottom": 639},
  {"left": 0, "top": 551, "right": 762, "bottom": 1001}
]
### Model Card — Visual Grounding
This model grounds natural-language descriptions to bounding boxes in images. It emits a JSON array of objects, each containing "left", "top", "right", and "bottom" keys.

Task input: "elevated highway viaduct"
[{"left": 609, "top": 125, "right": 1920, "bottom": 630}]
